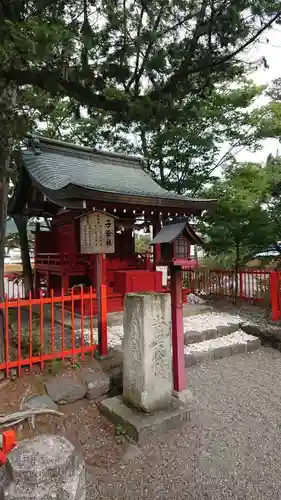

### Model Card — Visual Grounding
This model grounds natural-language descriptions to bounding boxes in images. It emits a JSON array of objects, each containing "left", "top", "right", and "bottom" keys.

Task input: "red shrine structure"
[{"left": 9, "top": 135, "right": 214, "bottom": 313}]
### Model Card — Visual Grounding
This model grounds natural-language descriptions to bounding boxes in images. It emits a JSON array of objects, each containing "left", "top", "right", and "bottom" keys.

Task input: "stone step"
[
  {"left": 184, "top": 331, "right": 261, "bottom": 367},
  {"left": 184, "top": 322, "right": 241, "bottom": 345}
]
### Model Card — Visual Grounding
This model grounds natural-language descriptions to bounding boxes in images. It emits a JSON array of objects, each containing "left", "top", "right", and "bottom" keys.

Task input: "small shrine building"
[{"left": 9, "top": 136, "right": 214, "bottom": 312}]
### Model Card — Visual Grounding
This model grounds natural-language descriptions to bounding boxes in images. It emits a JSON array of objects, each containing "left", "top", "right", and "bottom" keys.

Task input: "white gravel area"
[
  {"left": 80, "top": 312, "right": 245, "bottom": 351},
  {"left": 184, "top": 312, "right": 242, "bottom": 332},
  {"left": 81, "top": 325, "right": 124, "bottom": 349},
  {"left": 184, "top": 330, "right": 257, "bottom": 354}
]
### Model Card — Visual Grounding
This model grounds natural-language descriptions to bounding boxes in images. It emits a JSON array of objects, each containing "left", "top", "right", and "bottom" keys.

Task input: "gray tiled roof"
[
  {"left": 23, "top": 149, "right": 186, "bottom": 199},
  {"left": 20, "top": 137, "right": 215, "bottom": 210},
  {"left": 151, "top": 221, "right": 187, "bottom": 243}
]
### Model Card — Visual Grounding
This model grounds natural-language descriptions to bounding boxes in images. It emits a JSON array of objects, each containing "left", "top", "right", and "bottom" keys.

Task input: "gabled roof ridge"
[{"left": 25, "top": 133, "right": 143, "bottom": 167}]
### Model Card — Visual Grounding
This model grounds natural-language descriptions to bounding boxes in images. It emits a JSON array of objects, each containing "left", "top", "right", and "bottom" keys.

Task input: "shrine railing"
[
  {"left": 36, "top": 252, "right": 91, "bottom": 268},
  {"left": 0, "top": 286, "right": 107, "bottom": 377},
  {"left": 183, "top": 268, "right": 270, "bottom": 303}
]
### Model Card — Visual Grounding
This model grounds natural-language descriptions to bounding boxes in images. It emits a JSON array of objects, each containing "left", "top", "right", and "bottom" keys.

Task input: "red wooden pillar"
[
  {"left": 170, "top": 264, "right": 185, "bottom": 393},
  {"left": 34, "top": 222, "right": 40, "bottom": 297},
  {"left": 96, "top": 254, "right": 108, "bottom": 357},
  {"left": 62, "top": 274, "right": 69, "bottom": 293},
  {"left": 270, "top": 271, "right": 279, "bottom": 321}
]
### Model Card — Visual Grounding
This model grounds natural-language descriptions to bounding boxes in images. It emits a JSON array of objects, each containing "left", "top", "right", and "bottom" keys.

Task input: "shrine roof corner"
[
  {"left": 151, "top": 218, "right": 203, "bottom": 246},
  {"left": 10, "top": 135, "right": 216, "bottom": 215}
]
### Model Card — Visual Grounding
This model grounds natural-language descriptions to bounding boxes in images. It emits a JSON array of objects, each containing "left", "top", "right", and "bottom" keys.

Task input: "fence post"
[
  {"left": 99, "top": 284, "right": 108, "bottom": 357},
  {"left": 239, "top": 271, "right": 243, "bottom": 299},
  {"left": 270, "top": 271, "right": 279, "bottom": 321}
]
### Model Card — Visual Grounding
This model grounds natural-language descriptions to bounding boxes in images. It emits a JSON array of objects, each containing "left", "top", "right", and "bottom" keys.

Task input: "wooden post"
[
  {"left": 170, "top": 264, "right": 185, "bottom": 393},
  {"left": 153, "top": 214, "right": 161, "bottom": 269},
  {"left": 270, "top": 271, "right": 279, "bottom": 321},
  {"left": 34, "top": 222, "right": 40, "bottom": 297},
  {"left": 96, "top": 254, "right": 108, "bottom": 357}
]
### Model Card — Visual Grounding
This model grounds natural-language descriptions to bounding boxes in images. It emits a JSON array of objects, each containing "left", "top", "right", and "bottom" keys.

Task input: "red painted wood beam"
[{"left": 170, "top": 265, "right": 185, "bottom": 393}]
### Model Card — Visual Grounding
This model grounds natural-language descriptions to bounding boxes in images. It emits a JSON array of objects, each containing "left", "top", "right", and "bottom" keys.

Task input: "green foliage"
[
  {"left": 5, "top": 230, "right": 34, "bottom": 250},
  {"left": 0, "top": 0, "right": 280, "bottom": 123},
  {"left": 200, "top": 162, "right": 276, "bottom": 268},
  {"left": 135, "top": 235, "right": 151, "bottom": 254}
]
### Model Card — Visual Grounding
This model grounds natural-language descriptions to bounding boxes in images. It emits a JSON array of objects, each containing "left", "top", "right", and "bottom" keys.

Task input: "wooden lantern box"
[{"left": 151, "top": 219, "right": 202, "bottom": 268}]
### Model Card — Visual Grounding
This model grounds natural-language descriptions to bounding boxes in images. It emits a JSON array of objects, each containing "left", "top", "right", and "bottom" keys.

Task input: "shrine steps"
[{"left": 183, "top": 313, "right": 261, "bottom": 367}]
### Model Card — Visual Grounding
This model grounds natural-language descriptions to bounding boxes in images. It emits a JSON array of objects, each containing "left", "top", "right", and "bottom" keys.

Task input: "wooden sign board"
[{"left": 80, "top": 211, "right": 115, "bottom": 254}]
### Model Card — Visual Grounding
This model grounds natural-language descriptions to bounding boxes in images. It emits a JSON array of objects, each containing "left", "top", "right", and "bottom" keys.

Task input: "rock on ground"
[
  {"left": 24, "top": 394, "right": 59, "bottom": 411},
  {"left": 1, "top": 435, "right": 86, "bottom": 500},
  {"left": 45, "top": 377, "right": 86, "bottom": 404},
  {"left": 80, "top": 370, "right": 111, "bottom": 400}
]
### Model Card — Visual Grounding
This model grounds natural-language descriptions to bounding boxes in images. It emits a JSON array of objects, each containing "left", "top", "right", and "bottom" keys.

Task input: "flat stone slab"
[
  {"left": 80, "top": 370, "right": 111, "bottom": 400},
  {"left": 24, "top": 394, "right": 59, "bottom": 411},
  {"left": 241, "top": 321, "right": 281, "bottom": 345},
  {"left": 45, "top": 377, "right": 86, "bottom": 404},
  {"left": 98, "top": 393, "right": 194, "bottom": 444},
  {"left": 184, "top": 331, "right": 261, "bottom": 367}
]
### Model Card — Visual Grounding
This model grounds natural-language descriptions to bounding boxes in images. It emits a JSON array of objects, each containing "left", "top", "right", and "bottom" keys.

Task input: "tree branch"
[
  {"left": 125, "top": 5, "right": 145, "bottom": 92},
  {"left": 1, "top": 68, "right": 131, "bottom": 115},
  {"left": 155, "top": 10, "right": 281, "bottom": 98}
]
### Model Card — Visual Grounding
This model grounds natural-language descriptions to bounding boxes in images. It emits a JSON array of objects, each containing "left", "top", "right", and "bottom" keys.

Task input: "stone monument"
[
  {"left": 99, "top": 292, "right": 193, "bottom": 443},
  {"left": 0, "top": 435, "right": 86, "bottom": 500}
]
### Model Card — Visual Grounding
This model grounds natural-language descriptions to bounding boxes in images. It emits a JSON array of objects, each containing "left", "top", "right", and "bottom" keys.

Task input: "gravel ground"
[
  {"left": 84, "top": 347, "right": 281, "bottom": 500},
  {"left": 4, "top": 302, "right": 281, "bottom": 499},
  {"left": 2, "top": 344, "right": 281, "bottom": 499},
  {"left": 183, "top": 312, "right": 242, "bottom": 331},
  {"left": 184, "top": 330, "right": 257, "bottom": 354}
]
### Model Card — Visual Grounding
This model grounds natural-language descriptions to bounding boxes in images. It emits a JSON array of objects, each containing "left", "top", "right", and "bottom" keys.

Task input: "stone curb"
[
  {"left": 185, "top": 336, "right": 261, "bottom": 367},
  {"left": 184, "top": 322, "right": 242, "bottom": 346}
]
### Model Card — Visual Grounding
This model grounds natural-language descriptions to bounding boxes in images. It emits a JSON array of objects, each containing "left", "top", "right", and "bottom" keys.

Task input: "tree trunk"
[
  {"left": 0, "top": 156, "right": 9, "bottom": 361},
  {"left": 14, "top": 216, "right": 33, "bottom": 297},
  {"left": 234, "top": 241, "right": 240, "bottom": 304}
]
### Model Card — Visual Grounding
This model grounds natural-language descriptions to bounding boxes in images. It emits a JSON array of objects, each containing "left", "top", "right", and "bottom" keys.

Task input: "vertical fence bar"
[
  {"left": 51, "top": 289, "right": 55, "bottom": 355},
  {"left": 71, "top": 288, "right": 75, "bottom": 363},
  {"left": 250, "top": 271, "right": 253, "bottom": 300},
  {"left": 80, "top": 290, "right": 85, "bottom": 360},
  {"left": 61, "top": 288, "right": 65, "bottom": 360},
  {"left": 4, "top": 295, "right": 9, "bottom": 378},
  {"left": 89, "top": 286, "right": 94, "bottom": 356},
  {"left": 29, "top": 291, "right": 33, "bottom": 371},
  {"left": 17, "top": 298, "right": 21, "bottom": 377},
  {"left": 40, "top": 290, "right": 44, "bottom": 371},
  {"left": 99, "top": 284, "right": 108, "bottom": 357}
]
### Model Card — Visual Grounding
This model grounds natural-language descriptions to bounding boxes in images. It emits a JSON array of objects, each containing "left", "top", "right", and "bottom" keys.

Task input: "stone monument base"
[{"left": 98, "top": 390, "right": 194, "bottom": 444}]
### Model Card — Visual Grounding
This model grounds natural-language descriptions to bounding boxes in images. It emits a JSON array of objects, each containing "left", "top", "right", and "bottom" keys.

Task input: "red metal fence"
[
  {"left": 0, "top": 286, "right": 108, "bottom": 377},
  {"left": 2, "top": 267, "right": 281, "bottom": 378},
  {"left": 6, "top": 268, "right": 272, "bottom": 304},
  {"left": 183, "top": 268, "right": 271, "bottom": 303}
]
